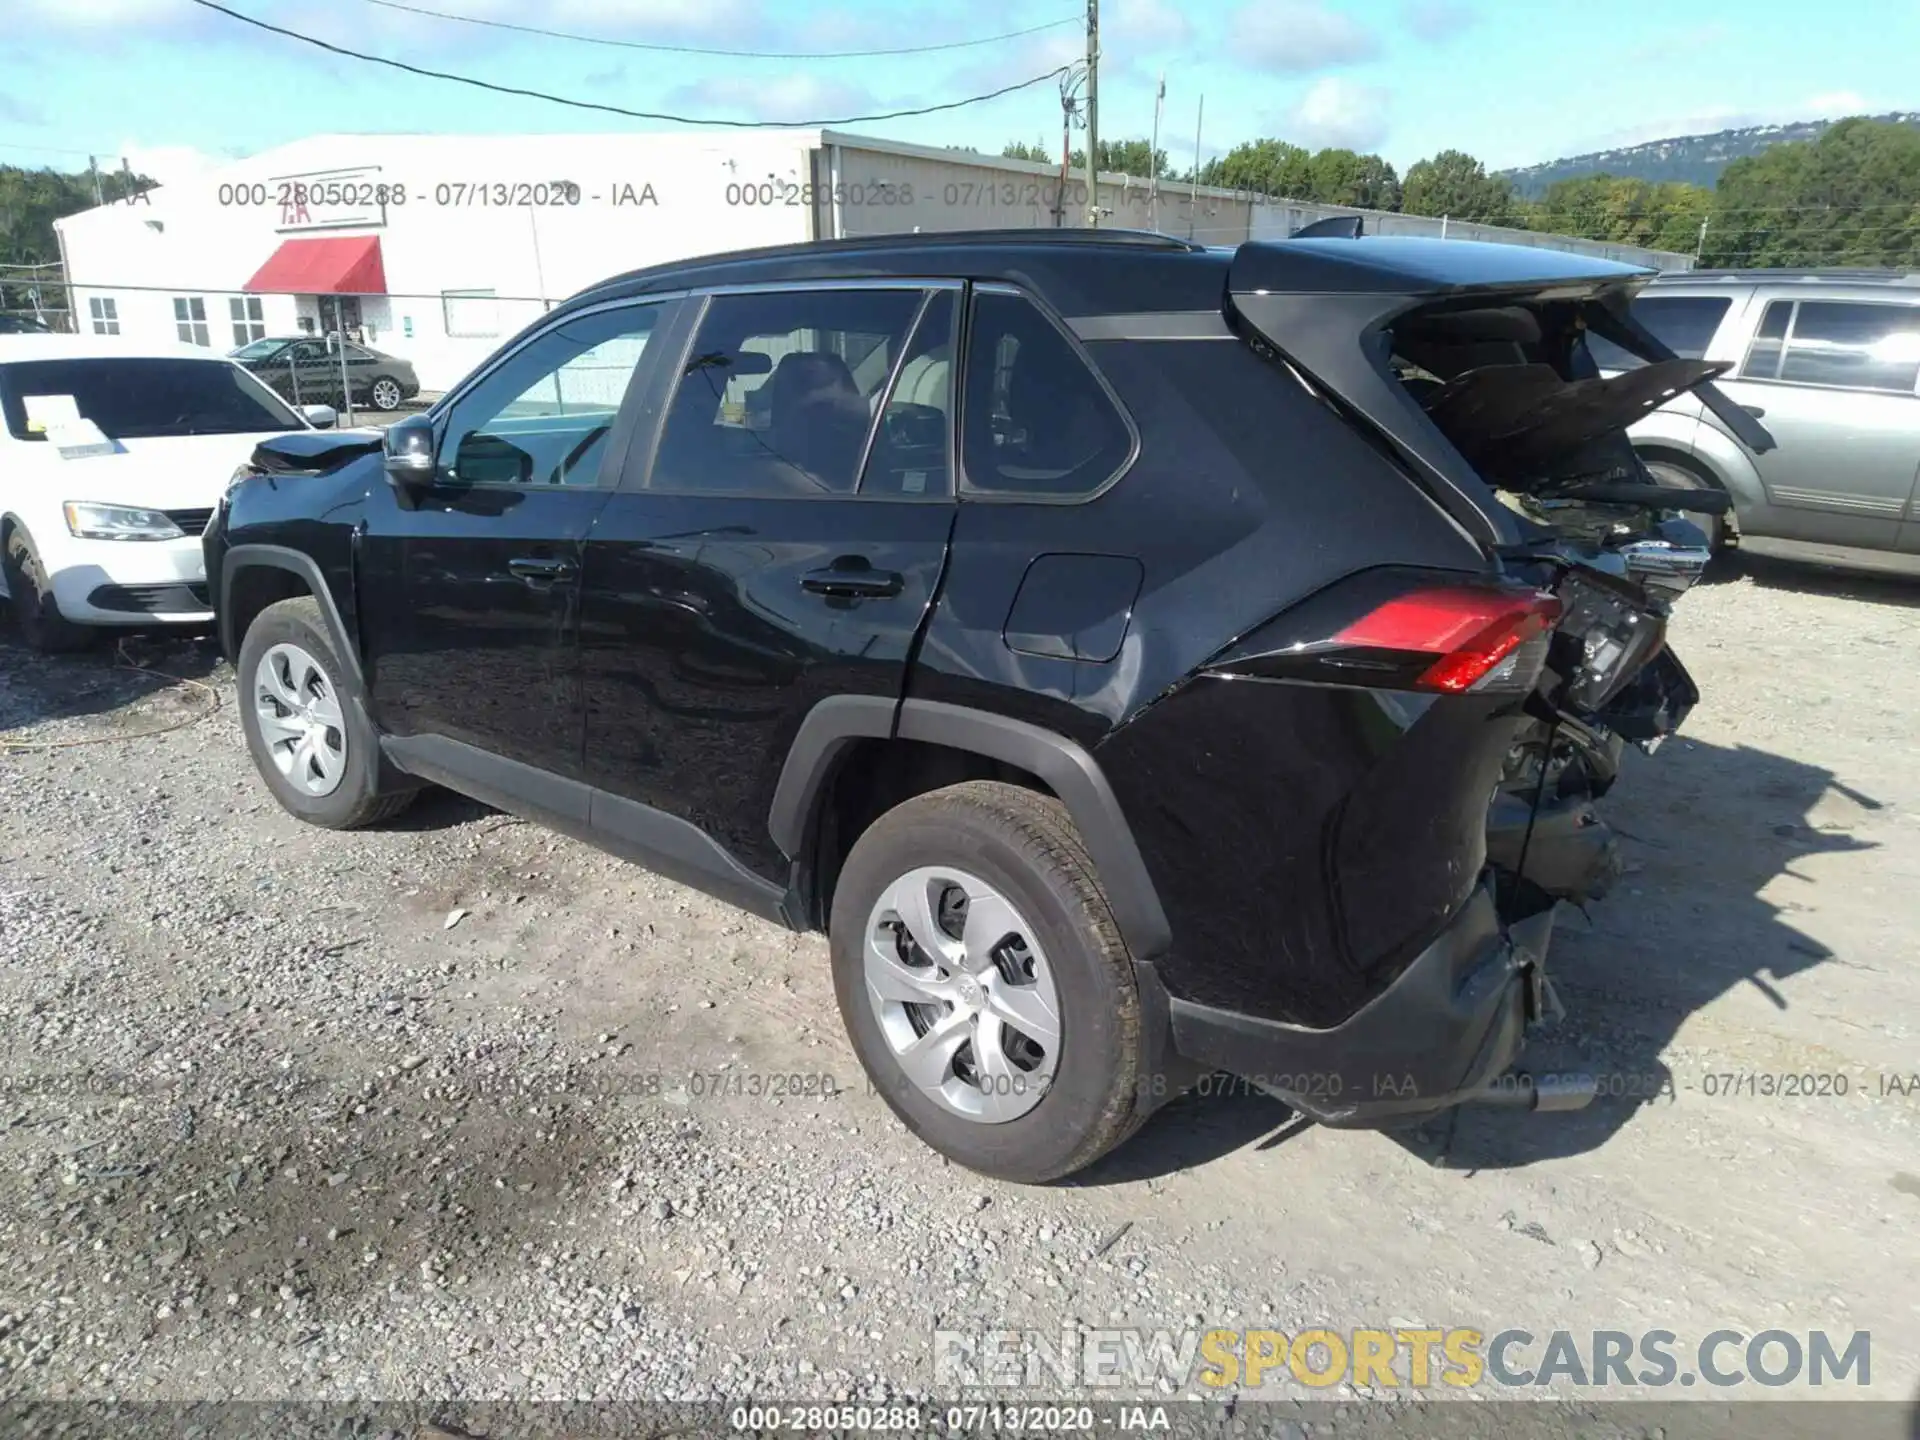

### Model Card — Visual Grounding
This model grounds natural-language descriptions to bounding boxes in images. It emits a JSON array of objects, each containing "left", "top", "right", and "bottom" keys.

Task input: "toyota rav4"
[{"left": 209, "top": 229, "right": 1696, "bottom": 1182}]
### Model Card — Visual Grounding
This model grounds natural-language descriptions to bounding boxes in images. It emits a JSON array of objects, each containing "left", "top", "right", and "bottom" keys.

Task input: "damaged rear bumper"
[
  {"left": 1487, "top": 788, "right": 1623, "bottom": 907},
  {"left": 1164, "top": 881, "right": 1562, "bottom": 1126}
]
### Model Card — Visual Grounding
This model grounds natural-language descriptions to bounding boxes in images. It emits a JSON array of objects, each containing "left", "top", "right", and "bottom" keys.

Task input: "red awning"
[{"left": 244, "top": 235, "right": 386, "bottom": 295}]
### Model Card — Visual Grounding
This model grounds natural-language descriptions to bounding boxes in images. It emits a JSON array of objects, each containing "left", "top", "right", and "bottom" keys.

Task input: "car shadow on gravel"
[
  {"left": 1706, "top": 551, "right": 1920, "bottom": 610},
  {"left": 1066, "top": 1081, "right": 1313, "bottom": 1185},
  {"left": 1389, "top": 731, "right": 1879, "bottom": 1171},
  {"left": 0, "top": 628, "right": 223, "bottom": 736}
]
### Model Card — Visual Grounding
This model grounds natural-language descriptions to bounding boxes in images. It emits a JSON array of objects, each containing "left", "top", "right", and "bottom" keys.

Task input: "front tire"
[
  {"left": 4, "top": 529, "right": 93, "bottom": 654},
  {"left": 368, "top": 376, "right": 403, "bottom": 412},
  {"left": 237, "top": 597, "right": 415, "bottom": 829},
  {"left": 829, "top": 781, "right": 1149, "bottom": 1183}
]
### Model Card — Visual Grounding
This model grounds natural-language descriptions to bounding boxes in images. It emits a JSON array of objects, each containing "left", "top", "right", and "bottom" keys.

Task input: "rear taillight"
[{"left": 1334, "top": 587, "right": 1561, "bottom": 694}]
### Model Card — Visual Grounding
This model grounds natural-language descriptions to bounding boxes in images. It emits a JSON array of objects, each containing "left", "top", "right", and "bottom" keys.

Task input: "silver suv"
[{"left": 1592, "top": 270, "right": 1920, "bottom": 577}]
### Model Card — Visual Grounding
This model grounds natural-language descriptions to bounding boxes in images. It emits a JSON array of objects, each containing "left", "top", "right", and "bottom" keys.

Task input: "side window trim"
[
  {"left": 851, "top": 289, "right": 933, "bottom": 496},
  {"left": 433, "top": 295, "right": 680, "bottom": 491},
  {"left": 957, "top": 282, "right": 1142, "bottom": 506}
]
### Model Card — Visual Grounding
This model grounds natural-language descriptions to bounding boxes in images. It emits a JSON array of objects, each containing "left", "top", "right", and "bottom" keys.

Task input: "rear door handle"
[
  {"left": 508, "top": 556, "right": 577, "bottom": 583},
  {"left": 1741, "top": 404, "right": 1766, "bottom": 418},
  {"left": 801, "top": 565, "right": 903, "bottom": 599}
]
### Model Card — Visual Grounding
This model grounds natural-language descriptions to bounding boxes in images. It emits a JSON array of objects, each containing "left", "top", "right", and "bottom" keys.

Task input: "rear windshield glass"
[
  {"left": 0, "top": 357, "right": 300, "bottom": 442},
  {"left": 1587, "top": 295, "right": 1731, "bottom": 370}
]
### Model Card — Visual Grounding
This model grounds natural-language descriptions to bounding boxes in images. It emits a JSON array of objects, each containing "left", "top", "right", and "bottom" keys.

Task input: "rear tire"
[
  {"left": 829, "top": 780, "right": 1149, "bottom": 1183},
  {"left": 237, "top": 597, "right": 416, "bottom": 829},
  {"left": 1644, "top": 457, "right": 1729, "bottom": 552},
  {"left": 4, "top": 529, "right": 94, "bottom": 654}
]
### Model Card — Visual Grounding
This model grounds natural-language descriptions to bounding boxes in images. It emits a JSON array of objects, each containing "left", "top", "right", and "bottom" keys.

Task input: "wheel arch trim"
[
  {"left": 770, "top": 695, "right": 1173, "bottom": 962},
  {"left": 221, "top": 544, "right": 363, "bottom": 692}
]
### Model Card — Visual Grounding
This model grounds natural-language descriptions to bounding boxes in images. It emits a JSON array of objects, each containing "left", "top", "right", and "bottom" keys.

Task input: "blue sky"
[{"left": 1, "top": 0, "right": 1913, "bottom": 188}]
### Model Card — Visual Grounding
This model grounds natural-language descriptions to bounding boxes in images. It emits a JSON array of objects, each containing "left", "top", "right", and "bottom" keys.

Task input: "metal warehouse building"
[{"left": 55, "top": 129, "right": 1691, "bottom": 394}]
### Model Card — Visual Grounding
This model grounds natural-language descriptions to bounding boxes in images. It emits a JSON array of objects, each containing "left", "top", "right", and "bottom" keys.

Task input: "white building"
[{"left": 56, "top": 130, "right": 1692, "bottom": 395}]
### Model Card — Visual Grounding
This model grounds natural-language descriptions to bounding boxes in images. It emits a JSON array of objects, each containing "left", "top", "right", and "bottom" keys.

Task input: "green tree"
[
  {"left": 1307, "top": 149, "right": 1402, "bottom": 209},
  {"left": 1705, "top": 118, "right": 1920, "bottom": 268},
  {"left": 1401, "top": 149, "right": 1516, "bottom": 223},
  {"left": 1532, "top": 174, "right": 1713, "bottom": 252},
  {"left": 0, "top": 163, "right": 154, "bottom": 324},
  {"left": 1196, "top": 138, "right": 1314, "bottom": 198},
  {"left": 1009, "top": 138, "right": 1168, "bottom": 179}
]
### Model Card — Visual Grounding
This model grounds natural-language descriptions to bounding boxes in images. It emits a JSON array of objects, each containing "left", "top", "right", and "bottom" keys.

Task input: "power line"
[
  {"left": 355, "top": 0, "right": 1080, "bottom": 59},
  {"left": 186, "top": 0, "right": 1068, "bottom": 127}
]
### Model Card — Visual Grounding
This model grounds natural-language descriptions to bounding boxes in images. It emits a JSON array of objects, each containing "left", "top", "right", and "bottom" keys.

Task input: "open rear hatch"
[{"left": 1223, "top": 237, "right": 1773, "bottom": 542}]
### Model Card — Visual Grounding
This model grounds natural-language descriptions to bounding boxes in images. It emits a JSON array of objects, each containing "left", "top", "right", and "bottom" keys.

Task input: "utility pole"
[
  {"left": 87, "top": 156, "right": 103, "bottom": 208},
  {"left": 1188, "top": 94, "right": 1204, "bottom": 240},
  {"left": 1696, "top": 213, "right": 1710, "bottom": 264},
  {"left": 1149, "top": 72, "right": 1165, "bottom": 232},
  {"left": 1083, "top": 0, "right": 1100, "bottom": 227}
]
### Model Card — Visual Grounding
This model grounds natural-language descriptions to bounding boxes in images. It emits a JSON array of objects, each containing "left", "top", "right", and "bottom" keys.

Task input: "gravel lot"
[{"left": 1, "top": 557, "right": 1916, "bottom": 1430}]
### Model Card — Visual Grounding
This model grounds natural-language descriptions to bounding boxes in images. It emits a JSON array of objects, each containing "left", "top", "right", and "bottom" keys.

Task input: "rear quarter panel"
[{"left": 912, "top": 330, "right": 1503, "bottom": 1026}]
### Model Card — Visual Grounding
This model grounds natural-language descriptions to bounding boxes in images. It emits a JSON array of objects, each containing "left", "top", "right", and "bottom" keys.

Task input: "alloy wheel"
[
  {"left": 370, "top": 378, "right": 403, "bottom": 411},
  {"left": 862, "top": 866, "right": 1063, "bottom": 1123},
  {"left": 254, "top": 642, "right": 347, "bottom": 797}
]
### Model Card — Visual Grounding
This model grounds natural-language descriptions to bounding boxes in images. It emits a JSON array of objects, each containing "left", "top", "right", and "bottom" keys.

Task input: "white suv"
[{"left": 0, "top": 336, "right": 335, "bottom": 652}]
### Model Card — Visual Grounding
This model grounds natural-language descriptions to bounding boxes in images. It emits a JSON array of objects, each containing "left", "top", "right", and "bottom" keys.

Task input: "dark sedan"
[{"left": 229, "top": 335, "right": 420, "bottom": 412}]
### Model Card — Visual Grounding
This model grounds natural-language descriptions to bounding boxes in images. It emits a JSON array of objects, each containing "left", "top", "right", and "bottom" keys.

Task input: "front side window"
[
  {"left": 650, "top": 287, "right": 928, "bottom": 496},
  {"left": 172, "top": 296, "right": 209, "bottom": 347},
  {"left": 438, "top": 302, "right": 664, "bottom": 488},
  {"left": 88, "top": 296, "right": 120, "bottom": 336},
  {"left": 0, "top": 358, "right": 300, "bottom": 442},
  {"left": 1587, "top": 294, "right": 1731, "bottom": 371},
  {"left": 1772, "top": 301, "right": 1920, "bottom": 394},
  {"left": 959, "top": 290, "right": 1133, "bottom": 498},
  {"left": 230, "top": 295, "right": 266, "bottom": 347}
]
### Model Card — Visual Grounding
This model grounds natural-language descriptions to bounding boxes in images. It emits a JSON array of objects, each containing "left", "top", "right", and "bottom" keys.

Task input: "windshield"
[
  {"left": 0, "top": 357, "right": 302, "bottom": 443},
  {"left": 231, "top": 338, "right": 288, "bottom": 361}
]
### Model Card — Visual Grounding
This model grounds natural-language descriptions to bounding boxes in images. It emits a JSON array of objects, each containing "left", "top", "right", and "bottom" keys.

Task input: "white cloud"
[
  {"left": 0, "top": 92, "right": 45, "bottom": 126},
  {"left": 1109, "top": 0, "right": 1193, "bottom": 51},
  {"left": 14, "top": 0, "right": 176, "bottom": 22},
  {"left": 1283, "top": 76, "right": 1391, "bottom": 151},
  {"left": 664, "top": 74, "right": 882, "bottom": 125},
  {"left": 1804, "top": 91, "right": 1874, "bottom": 118},
  {"left": 1232, "top": 2, "right": 1380, "bottom": 74},
  {"left": 117, "top": 143, "right": 231, "bottom": 190},
  {"left": 1403, "top": 0, "right": 1476, "bottom": 43}
]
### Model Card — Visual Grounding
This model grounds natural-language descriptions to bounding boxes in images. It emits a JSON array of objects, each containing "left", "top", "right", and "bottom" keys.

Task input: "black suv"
[{"left": 208, "top": 229, "right": 1646, "bottom": 1182}]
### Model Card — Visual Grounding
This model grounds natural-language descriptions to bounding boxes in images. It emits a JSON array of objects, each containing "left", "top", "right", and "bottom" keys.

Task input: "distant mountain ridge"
[{"left": 1501, "top": 112, "right": 1920, "bottom": 196}]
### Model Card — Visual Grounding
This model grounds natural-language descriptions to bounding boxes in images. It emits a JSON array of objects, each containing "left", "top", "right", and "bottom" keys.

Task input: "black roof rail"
[{"left": 571, "top": 227, "right": 1208, "bottom": 302}]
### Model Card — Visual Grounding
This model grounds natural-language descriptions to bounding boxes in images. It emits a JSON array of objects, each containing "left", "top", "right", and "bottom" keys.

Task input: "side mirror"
[
  {"left": 301, "top": 404, "right": 337, "bottom": 429},
  {"left": 383, "top": 413, "right": 436, "bottom": 504}
]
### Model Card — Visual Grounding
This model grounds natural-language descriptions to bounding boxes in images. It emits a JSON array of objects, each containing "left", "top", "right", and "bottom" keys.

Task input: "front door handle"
[
  {"left": 801, "top": 564, "right": 903, "bottom": 599},
  {"left": 508, "top": 556, "right": 577, "bottom": 584}
]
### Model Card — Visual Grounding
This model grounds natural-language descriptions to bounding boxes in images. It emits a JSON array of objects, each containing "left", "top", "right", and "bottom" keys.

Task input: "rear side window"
[
  {"left": 1749, "top": 300, "right": 1920, "bottom": 394},
  {"left": 1587, "top": 294, "right": 1731, "bottom": 371},
  {"left": 650, "top": 287, "right": 927, "bottom": 496},
  {"left": 960, "top": 291, "right": 1133, "bottom": 499}
]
